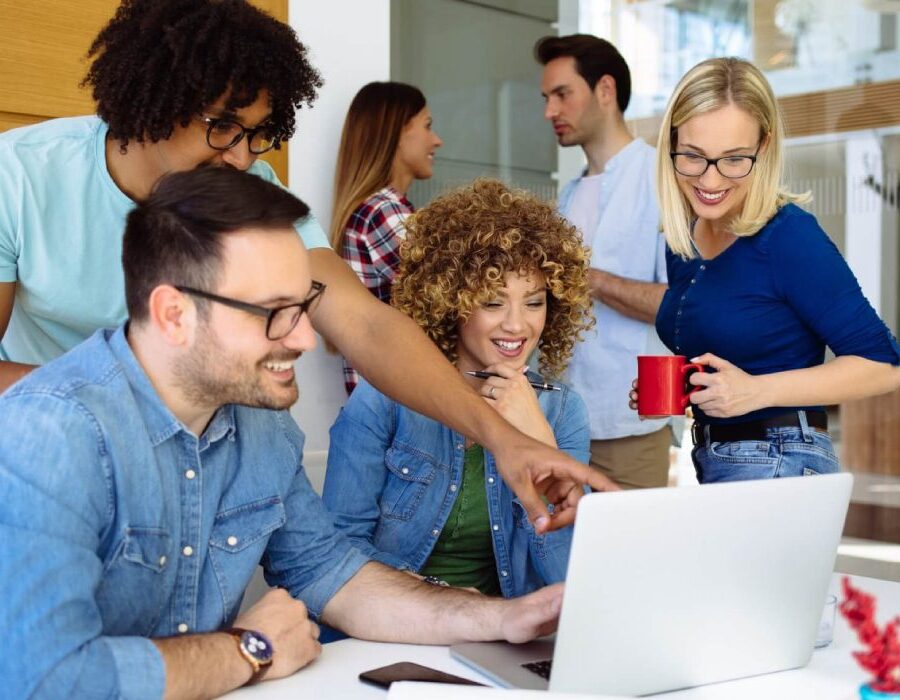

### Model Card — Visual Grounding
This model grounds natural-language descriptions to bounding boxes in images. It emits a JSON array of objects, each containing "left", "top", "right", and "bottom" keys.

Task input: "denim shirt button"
[
  {"left": 487, "top": 477, "right": 495, "bottom": 484},
  {"left": 177, "top": 623, "right": 189, "bottom": 633},
  {"left": 185, "top": 469, "right": 196, "bottom": 480},
  {"left": 492, "top": 524, "right": 499, "bottom": 531},
  {"left": 227, "top": 536, "right": 238, "bottom": 547},
  {"left": 431, "top": 529, "right": 440, "bottom": 536},
  {"left": 500, "top": 570, "right": 508, "bottom": 577},
  {"left": 158, "top": 555, "right": 167, "bottom": 567},
  {"left": 449, "top": 484, "right": 457, "bottom": 492},
  {"left": 182, "top": 545, "right": 193, "bottom": 557},
  {"left": 401, "top": 467, "right": 410, "bottom": 475}
]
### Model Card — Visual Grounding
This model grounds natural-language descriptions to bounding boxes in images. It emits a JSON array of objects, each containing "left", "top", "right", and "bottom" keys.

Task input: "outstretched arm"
[
  {"left": 308, "top": 248, "right": 616, "bottom": 531},
  {"left": 322, "top": 561, "right": 562, "bottom": 644},
  {"left": 689, "top": 353, "right": 900, "bottom": 419}
]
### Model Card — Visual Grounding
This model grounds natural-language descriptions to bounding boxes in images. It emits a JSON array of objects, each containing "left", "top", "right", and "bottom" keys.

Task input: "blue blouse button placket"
[{"left": 674, "top": 262, "right": 704, "bottom": 354}]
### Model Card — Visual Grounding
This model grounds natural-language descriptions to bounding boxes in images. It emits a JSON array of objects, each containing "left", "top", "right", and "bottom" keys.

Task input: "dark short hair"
[
  {"left": 84, "top": 0, "right": 322, "bottom": 148},
  {"left": 534, "top": 34, "right": 631, "bottom": 113},
  {"left": 123, "top": 168, "right": 310, "bottom": 322}
]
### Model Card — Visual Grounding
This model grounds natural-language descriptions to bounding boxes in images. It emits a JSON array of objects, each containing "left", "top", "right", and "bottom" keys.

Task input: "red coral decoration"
[{"left": 840, "top": 576, "right": 900, "bottom": 693}]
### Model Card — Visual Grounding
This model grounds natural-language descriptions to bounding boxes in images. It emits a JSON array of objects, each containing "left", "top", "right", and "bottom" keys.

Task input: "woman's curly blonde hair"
[{"left": 392, "top": 179, "right": 594, "bottom": 378}]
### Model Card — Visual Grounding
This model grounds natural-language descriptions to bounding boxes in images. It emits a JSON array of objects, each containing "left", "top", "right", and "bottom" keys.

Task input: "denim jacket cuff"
[
  {"left": 102, "top": 635, "right": 166, "bottom": 700},
  {"left": 293, "top": 546, "right": 371, "bottom": 619}
]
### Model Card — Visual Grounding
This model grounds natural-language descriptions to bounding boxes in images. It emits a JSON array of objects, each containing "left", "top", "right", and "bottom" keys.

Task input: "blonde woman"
[
  {"left": 330, "top": 81, "right": 443, "bottom": 393},
  {"left": 637, "top": 57, "right": 900, "bottom": 483},
  {"left": 324, "top": 180, "right": 609, "bottom": 596}
]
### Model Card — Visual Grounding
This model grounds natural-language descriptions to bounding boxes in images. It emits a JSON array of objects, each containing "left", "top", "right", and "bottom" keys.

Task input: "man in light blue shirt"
[
  {"left": 0, "top": 168, "right": 564, "bottom": 699},
  {"left": 536, "top": 35, "right": 671, "bottom": 489},
  {"left": 0, "top": 0, "right": 612, "bottom": 530}
]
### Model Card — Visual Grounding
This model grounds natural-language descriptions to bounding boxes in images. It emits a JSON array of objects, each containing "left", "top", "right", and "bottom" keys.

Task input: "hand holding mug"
[{"left": 685, "top": 353, "right": 764, "bottom": 418}]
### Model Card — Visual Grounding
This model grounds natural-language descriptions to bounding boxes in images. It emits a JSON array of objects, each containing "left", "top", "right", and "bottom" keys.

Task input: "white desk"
[{"left": 227, "top": 574, "right": 895, "bottom": 699}]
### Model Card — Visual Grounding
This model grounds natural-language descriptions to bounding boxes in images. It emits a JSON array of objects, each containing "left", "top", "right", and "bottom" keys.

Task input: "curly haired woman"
[{"left": 323, "top": 179, "right": 605, "bottom": 597}]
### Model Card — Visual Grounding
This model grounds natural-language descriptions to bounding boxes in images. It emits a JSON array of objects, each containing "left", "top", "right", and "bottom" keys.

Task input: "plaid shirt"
[{"left": 340, "top": 187, "right": 414, "bottom": 394}]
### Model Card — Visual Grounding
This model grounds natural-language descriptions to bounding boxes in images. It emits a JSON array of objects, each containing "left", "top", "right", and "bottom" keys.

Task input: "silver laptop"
[{"left": 451, "top": 473, "right": 852, "bottom": 696}]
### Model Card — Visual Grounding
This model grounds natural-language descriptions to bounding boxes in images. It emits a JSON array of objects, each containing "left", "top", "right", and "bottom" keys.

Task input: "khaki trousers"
[{"left": 589, "top": 427, "right": 671, "bottom": 490}]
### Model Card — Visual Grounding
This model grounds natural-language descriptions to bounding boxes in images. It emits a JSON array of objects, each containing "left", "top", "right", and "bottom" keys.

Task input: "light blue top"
[
  {"left": 322, "top": 375, "right": 590, "bottom": 598},
  {"left": 0, "top": 116, "right": 328, "bottom": 365},
  {"left": 558, "top": 138, "right": 669, "bottom": 440},
  {"left": 0, "top": 326, "right": 369, "bottom": 699}
]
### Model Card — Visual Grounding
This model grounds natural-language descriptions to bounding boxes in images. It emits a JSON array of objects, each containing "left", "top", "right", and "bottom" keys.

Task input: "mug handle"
[{"left": 680, "top": 363, "right": 706, "bottom": 409}]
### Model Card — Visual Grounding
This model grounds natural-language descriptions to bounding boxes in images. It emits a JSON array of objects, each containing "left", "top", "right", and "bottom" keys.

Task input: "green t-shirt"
[{"left": 420, "top": 444, "right": 501, "bottom": 596}]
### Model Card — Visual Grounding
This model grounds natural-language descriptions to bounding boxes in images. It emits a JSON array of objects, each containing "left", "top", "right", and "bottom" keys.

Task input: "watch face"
[{"left": 240, "top": 630, "right": 274, "bottom": 665}]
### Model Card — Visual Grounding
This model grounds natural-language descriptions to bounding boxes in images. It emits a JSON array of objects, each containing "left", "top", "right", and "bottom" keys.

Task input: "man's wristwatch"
[{"left": 227, "top": 627, "right": 274, "bottom": 686}]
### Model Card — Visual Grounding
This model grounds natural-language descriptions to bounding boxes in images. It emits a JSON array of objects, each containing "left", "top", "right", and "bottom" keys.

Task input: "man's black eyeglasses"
[
  {"left": 195, "top": 115, "right": 279, "bottom": 155},
  {"left": 670, "top": 143, "right": 761, "bottom": 179},
  {"left": 176, "top": 281, "right": 325, "bottom": 340}
]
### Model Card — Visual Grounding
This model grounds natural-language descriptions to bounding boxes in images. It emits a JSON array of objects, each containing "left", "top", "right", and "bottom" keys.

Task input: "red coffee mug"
[{"left": 637, "top": 355, "right": 706, "bottom": 417}]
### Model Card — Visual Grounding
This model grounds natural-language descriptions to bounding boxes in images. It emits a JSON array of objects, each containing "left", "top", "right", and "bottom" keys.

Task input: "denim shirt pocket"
[
  {"left": 121, "top": 527, "right": 172, "bottom": 572},
  {"left": 208, "top": 497, "right": 286, "bottom": 615},
  {"left": 380, "top": 446, "right": 438, "bottom": 521},
  {"left": 98, "top": 527, "right": 172, "bottom": 636}
]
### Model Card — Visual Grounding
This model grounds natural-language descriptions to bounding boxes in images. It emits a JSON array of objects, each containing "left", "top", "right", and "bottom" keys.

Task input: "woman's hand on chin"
[{"left": 479, "top": 363, "right": 557, "bottom": 447}]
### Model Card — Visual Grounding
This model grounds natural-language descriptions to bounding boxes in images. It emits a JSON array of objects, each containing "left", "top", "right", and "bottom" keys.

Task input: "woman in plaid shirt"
[{"left": 330, "top": 82, "right": 443, "bottom": 394}]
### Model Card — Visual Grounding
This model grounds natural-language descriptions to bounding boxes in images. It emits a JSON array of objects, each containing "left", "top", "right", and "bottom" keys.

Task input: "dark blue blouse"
[{"left": 656, "top": 203, "right": 900, "bottom": 425}]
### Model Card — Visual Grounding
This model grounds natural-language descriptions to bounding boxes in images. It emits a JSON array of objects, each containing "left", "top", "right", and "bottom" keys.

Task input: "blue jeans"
[{"left": 692, "top": 412, "right": 839, "bottom": 483}]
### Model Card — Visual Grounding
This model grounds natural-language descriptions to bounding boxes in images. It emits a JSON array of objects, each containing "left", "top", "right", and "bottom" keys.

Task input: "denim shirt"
[
  {"left": 323, "top": 376, "right": 590, "bottom": 598},
  {"left": 0, "top": 326, "right": 369, "bottom": 700}
]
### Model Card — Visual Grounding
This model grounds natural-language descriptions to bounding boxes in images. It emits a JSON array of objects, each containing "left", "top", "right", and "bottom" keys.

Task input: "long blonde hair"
[
  {"left": 329, "top": 82, "right": 426, "bottom": 250},
  {"left": 656, "top": 57, "right": 808, "bottom": 259}
]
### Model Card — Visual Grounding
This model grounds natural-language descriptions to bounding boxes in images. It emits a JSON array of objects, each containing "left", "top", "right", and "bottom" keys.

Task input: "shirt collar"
[
  {"left": 107, "top": 325, "right": 237, "bottom": 447},
  {"left": 579, "top": 137, "right": 645, "bottom": 179}
]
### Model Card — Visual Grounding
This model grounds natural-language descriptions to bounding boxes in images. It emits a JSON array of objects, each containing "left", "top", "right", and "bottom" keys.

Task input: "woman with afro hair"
[
  {"left": 0, "top": 0, "right": 615, "bottom": 528},
  {"left": 323, "top": 179, "right": 607, "bottom": 597}
]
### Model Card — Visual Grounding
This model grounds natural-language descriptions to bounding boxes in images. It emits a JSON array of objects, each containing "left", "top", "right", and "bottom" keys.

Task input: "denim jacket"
[
  {"left": 323, "top": 375, "right": 590, "bottom": 598},
  {"left": 0, "top": 327, "right": 369, "bottom": 699}
]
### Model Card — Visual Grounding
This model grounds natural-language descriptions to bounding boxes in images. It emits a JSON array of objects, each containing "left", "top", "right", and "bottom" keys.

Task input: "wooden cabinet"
[
  {"left": 0, "top": 0, "right": 288, "bottom": 183},
  {"left": 841, "top": 389, "right": 900, "bottom": 477}
]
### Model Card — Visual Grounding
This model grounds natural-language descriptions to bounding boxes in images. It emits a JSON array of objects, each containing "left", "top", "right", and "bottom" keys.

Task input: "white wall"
[{"left": 285, "top": 0, "right": 391, "bottom": 481}]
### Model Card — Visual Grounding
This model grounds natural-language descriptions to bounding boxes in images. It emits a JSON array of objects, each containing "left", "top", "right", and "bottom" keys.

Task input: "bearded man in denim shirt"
[{"left": 0, "top": 169, "right": 564, "bottom": 699}]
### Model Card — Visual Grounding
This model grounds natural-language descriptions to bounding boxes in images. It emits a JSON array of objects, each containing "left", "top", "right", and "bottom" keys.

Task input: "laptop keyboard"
[{"left": 522, "top": 659, "right": 553, "bottom": 680}]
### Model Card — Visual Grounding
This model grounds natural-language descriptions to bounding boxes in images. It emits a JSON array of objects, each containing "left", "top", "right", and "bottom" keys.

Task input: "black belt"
[{"left": 692, "top": 411, "right": 828, "bottom": 446}]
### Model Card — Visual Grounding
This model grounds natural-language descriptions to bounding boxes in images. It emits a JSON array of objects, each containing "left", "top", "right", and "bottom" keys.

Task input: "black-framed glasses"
[
  {"left": 670, "top": 143, "right": 761, "bottom": 179},
  {"left": 176, "top": 281, "right": 325, "bottom": 340},
  {"left": 195, "top": 115, "right": 279, "bottom": 154}
]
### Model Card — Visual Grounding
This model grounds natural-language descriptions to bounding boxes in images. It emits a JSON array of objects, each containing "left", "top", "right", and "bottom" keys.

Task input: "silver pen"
[{"left": 464, "top": 370, "right": 561, "bottom": 392}]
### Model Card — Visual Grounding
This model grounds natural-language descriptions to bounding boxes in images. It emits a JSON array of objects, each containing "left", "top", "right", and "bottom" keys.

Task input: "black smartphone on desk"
[{"left": 359, "top": 661, "right": 486, "bottom": 689}]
